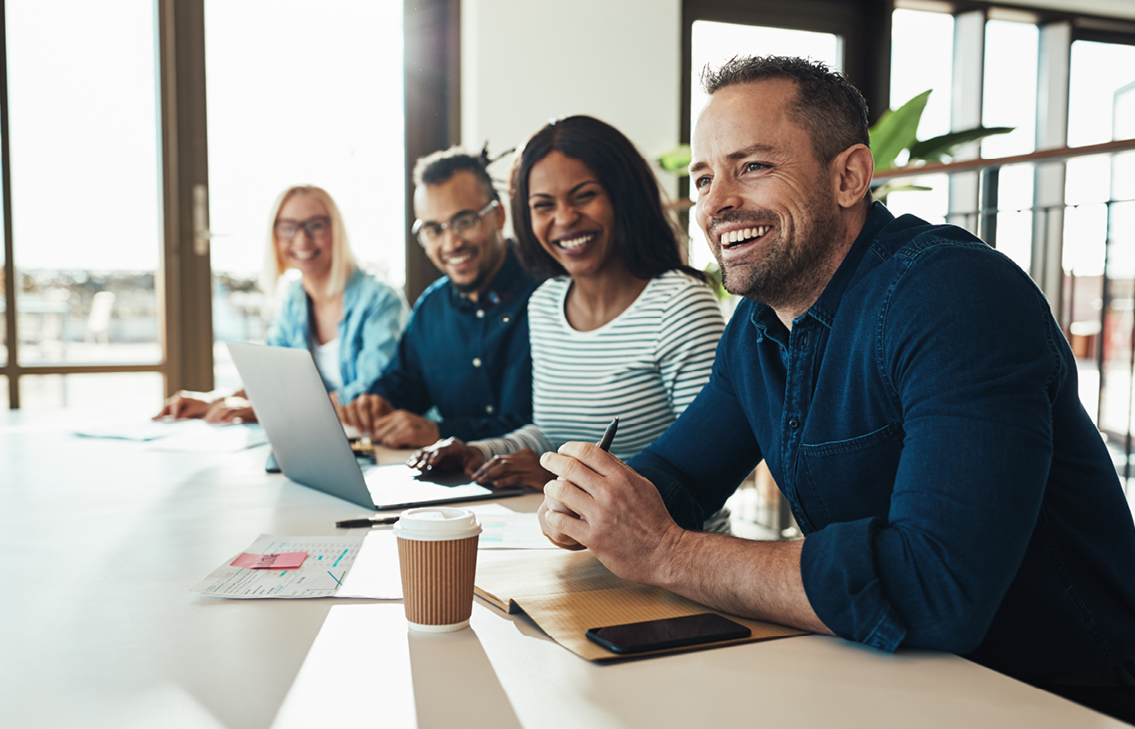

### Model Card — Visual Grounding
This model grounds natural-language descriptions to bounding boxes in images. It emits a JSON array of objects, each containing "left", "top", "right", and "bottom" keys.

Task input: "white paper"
[
  {"left": 336, "top": 530, "right": 403, "bottom": 599},
  {"left": 192, "top": 534, "right": 366, "bottom": 599},
  {"left": 466, "top": 504, "right": 557, "bottom": 549},
  {"left": 74, "top": 419, "right": 199, "bottom": 441},
  {"left": 147, "top": 422, "right": 268, "bottom": 452}
]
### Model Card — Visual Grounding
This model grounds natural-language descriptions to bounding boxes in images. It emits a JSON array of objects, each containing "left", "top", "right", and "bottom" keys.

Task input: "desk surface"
[{"left": 0, "top": 410, "right": 1122, "bottom": 728}]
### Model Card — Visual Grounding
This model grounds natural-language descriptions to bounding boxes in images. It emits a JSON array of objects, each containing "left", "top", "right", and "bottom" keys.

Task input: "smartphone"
[{"left": 585, "top": 613, "right": 751, "bottom": 654}]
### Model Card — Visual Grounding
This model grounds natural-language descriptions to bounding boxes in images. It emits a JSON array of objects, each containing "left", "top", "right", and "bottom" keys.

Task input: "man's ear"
[
  {"left": 493, "top": 198, "right": 508, "bottom": 230},
  {"left": 832, "top": 144, "right": 874, "bottom": 209}
]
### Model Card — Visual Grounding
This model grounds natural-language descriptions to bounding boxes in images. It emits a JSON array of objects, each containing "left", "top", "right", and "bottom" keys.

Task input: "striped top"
[{"left": 471, "top": 270, "right": 725, "bottom": 462}]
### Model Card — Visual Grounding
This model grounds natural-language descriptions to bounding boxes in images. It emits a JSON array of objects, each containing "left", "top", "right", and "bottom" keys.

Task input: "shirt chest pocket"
[{"left": 797, "top": 422, "right": 905, "bottom": 530}]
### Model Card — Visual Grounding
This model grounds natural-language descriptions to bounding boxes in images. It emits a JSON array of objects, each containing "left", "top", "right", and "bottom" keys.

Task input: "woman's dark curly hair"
[{"left": 509, "top": 115, "right": 705, "bottom": 283}]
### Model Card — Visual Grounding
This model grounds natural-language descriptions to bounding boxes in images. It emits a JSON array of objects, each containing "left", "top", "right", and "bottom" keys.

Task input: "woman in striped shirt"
[{"left": 408, "top": 115, "right": 724, "bottom": 490}]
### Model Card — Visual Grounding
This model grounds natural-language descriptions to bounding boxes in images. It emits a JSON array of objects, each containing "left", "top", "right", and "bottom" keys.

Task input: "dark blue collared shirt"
[
  {"left": 369, "top": 245, "right": 541, "bottom": 441},
  {"left": 630, "top": 203, "right": 1135, "bottom": 682}
]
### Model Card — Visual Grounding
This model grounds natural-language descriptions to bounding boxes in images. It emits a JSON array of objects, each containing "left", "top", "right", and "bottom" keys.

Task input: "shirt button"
[
  {"left": 485, "top": 405, "right": 494, "bottom": 414},
  {"left": 476, "top": 310, "right": 485, "bottom": 319},
  {"left": 472, "top": 358, "right": 482, "bottom": 367},
  {"left": 789, "top": 417, "right": 800, "bottom": 430}
]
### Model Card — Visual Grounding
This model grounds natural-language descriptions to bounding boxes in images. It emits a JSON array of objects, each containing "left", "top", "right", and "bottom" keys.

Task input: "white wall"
[{"left": 461, "top": 0, "right": 683, "bottom": 204}]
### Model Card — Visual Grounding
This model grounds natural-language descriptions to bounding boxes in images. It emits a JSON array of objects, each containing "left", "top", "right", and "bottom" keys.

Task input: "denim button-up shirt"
[
  {"left": 630, "top": 203, "right": 1135, "bottom": 682},
  {"left": 266, "top": 268, "right": 408, "bottom": 404},
  {"left": 369, "top": 245, "right": 541, "bottom": 441}
]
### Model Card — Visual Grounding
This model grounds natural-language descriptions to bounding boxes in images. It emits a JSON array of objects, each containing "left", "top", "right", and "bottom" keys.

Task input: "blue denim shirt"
[
  {"left": 266, "top": 268, "right": 408, "bottom": 403},
  {"left": 630, "top": 203, "right": 1135, "bottom": 682},
  {"left": 368, "top": 245, "right": 542, "bottom": 441}
]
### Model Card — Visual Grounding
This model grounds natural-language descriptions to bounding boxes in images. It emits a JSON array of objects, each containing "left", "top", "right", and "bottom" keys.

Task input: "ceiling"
[{"left": 994, "top": 0, "right": 1135, "bottom": 21}]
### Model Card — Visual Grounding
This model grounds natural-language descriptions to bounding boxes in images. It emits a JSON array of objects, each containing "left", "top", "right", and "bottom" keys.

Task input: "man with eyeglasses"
[{"left": 335, "top": 147, "right": 541, "bottom": 448}]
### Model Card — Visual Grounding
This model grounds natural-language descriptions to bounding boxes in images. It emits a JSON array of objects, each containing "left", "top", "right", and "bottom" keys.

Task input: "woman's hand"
[
  {"left": 470, "top": 448, "right": 554, "bottom": 491},
  {"left": 154, "top": 391, "right": 213, "bottom": 420},
  {"left": 202, "top": 396, "right": 257, "bottom": 424},
  {"left": 407, "top": 437, "right": 485, "bottom": 474}
]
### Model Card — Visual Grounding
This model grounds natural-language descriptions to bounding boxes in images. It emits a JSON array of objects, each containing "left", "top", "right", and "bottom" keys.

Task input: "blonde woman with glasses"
[{"left": 156, "top": 185, "right": 408, "bottom": 423}]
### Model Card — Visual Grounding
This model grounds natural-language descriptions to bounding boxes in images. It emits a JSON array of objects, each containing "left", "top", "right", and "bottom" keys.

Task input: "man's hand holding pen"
[{"left": 537, "top": 441, "right": 684, "bottom": 585}]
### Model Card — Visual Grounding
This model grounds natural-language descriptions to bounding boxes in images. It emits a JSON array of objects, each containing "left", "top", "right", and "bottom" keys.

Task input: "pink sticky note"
[{"left": 231, "top": 551, "right": 308, "bottom": 570}]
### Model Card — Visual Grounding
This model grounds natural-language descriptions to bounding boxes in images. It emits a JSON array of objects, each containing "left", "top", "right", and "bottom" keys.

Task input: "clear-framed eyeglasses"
[
  {"left": 274, "top": 215, "right": 331, "bottom": 241},
  {"left": 412, "top": 200, "right": 499, "bottom": 248}
]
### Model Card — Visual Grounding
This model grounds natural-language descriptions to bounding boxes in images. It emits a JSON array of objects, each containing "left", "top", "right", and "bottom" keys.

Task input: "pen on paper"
[
  {"left": 596, "top": 416, "right": 619, "bottom": 452},
  {"left": 327, "top": 571, "right": 343, "bottom": 587},
  {"left": 335, "top": 516, "right": 400, "bottom": 529}
]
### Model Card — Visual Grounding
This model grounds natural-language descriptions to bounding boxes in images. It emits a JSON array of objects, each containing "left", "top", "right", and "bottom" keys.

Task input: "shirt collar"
[
  {"left": 448, "top": 242, "right": 526, "bottom": 312},
  {"left": 806, "top": 202, "right": 893, "bottom": 328}
]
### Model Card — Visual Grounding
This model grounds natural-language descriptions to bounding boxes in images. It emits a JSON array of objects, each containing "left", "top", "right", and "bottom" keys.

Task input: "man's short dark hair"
[
  {"left": 412, "top": 146, "right": 500, "bottom": 202},
  {"left": 701, "top": 56, "right": 870, "bottom": 164}
]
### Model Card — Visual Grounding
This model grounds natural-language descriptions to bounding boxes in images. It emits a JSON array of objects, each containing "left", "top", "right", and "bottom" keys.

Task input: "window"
[
  {"left": 686, "top": 21, "right": 841, "bottom": 273},
  {"left": 204, "top": 0, "right": 405, "bottom": 392},
  {"left": 3, "top": 0, "right": 163, "bottom": 409}
]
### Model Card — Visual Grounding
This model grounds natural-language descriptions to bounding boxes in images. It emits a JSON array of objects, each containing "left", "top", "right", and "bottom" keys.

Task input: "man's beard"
[
  {"left": 453, "top": 268, "right": 489, "bottom": 295},
  {"left": 713, "top": 189, "right": 841, "bottom": 311},
  {"left": 453, "top": 242, "right": 504, "bottom": 295}
]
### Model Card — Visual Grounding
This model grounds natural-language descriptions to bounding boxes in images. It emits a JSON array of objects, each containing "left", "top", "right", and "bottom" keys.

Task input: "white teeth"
[
  {"left": 559, "top": 234, "right": 593, "bottom": 250},
  {"left": 447, "top": 253, "right": 473, "bottom": 265},
  {"left": 721, "top": 225, "right": 771, "bottom": 247},
  {"left": 292, "top": 251, "right": 315, "bottom": 260}
]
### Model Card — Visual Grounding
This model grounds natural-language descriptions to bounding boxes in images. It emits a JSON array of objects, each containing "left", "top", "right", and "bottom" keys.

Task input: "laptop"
[{"left": 227, "top": 342, "right": 524, "bottom": 510}]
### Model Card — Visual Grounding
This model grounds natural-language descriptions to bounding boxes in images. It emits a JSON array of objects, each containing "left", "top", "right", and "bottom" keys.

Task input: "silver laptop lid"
[
  {"left": 227, "top": 341, "right": 377, "bottom": 508},
  {"left": 226, "top": 342, "right": 523, "bottom": 510}
]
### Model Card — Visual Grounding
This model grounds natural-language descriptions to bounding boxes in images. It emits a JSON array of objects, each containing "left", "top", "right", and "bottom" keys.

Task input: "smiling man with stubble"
[{"left": 536, "top": 56, "right": 1135, "bottom": 723}]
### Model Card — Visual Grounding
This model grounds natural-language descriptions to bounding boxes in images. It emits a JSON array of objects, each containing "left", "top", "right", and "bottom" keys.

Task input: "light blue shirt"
[{"left": 266, "top": 268, "right": 408, "bottom": 403}]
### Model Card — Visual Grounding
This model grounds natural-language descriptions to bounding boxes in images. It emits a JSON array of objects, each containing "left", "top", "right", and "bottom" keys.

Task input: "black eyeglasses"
[
  {"left": 412, "top": 200, "right": 499, "bottom": 247},
  {"left": 275, "top": 216, "right": 331, "bottom": 241}
]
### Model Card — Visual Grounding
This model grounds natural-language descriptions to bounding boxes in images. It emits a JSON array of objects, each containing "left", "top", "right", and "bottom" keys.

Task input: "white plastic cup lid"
[{"left": 393, "top": 507, "right": 482, "bottom": 541}]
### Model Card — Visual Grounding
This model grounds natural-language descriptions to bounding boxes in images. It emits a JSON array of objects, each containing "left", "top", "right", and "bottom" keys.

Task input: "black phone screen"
[{"left": 585, "top": 613, "right": 751, "bottom": 654}]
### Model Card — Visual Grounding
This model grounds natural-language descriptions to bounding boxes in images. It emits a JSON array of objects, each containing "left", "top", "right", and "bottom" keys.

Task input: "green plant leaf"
[
  {"left": 869, "top": 89, "right": 931, "bottom": 172},
  {"left": 658, "top": 145, "right": 692, "bottom": 175},
  {"left": 702, "top": 261, "right": 730, "bottom": 301},
  {"left": 908, "top": 126, "right": 1015, "bottom": 162}
]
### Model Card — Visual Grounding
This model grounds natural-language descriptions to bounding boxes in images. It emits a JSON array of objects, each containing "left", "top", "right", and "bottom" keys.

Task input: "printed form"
[{"left": 191, "top": 533, "right": 401, "bottom": 599}]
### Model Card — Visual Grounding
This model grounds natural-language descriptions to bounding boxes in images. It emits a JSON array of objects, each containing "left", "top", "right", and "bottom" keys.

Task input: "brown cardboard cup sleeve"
[{"left": 394, "top": 507, "right": 482, "bottom": 632}]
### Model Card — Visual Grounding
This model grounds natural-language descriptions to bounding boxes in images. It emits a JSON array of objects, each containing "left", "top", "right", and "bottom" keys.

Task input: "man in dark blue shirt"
[
  {"left": 536, "top": 57, "right": 1135, "bottom": 720},
  {"left": 337, "top": 148, "right": 541, "bottom": 447}
]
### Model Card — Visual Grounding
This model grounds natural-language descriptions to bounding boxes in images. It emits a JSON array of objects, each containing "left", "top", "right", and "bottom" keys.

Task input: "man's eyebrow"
[
  {"left": 688, "top": 144, "right": 779, "bottom": 175},
  {"left": 728, "top": 143, "right": 777, "bottom": 160},
  {"left": 422, "top": 208, "right": 476, "bottom": 224}
]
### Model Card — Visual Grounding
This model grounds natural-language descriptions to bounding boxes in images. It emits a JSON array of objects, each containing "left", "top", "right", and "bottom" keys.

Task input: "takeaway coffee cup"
[{"left": 394, "top": 507, "right": 482, "bottom": 632}]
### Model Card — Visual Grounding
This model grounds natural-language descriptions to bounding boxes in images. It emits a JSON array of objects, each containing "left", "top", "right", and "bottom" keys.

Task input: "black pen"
[
  {"left": 335, "top": 516, "right": 400, "bottom": 529},
  {"left": 596, "top": 416, "right": 620, "bottom": 452}
]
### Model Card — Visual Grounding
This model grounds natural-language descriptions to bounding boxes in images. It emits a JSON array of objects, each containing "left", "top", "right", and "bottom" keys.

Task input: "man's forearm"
[{"left": 655, "top": 531, "right": 834, "bottom": 635}]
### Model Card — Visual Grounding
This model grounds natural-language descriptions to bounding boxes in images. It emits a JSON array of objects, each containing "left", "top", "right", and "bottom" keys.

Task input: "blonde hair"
[{"left": 261, "top": 185, "right": 358, "bottom": 301}]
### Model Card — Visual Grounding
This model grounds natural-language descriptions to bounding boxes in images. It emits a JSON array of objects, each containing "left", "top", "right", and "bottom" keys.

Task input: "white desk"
[{"left": 0, "top": 410, "right": 1122, "bottom": 728}]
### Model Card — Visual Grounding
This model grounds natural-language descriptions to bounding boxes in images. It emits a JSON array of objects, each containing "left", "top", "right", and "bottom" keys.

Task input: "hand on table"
[
  {"left": 537, "top": 442, "right": 684, "bottom": 583},
  {"left": 202, "top": 396, "right": 256, "bottom": 424},
  {"left": 407, "top": 437, "right": 485, "bottom": 474},
  {"left": 154, "top": 391, "right": 212, "bottom": 420},
  {"left": 334, "top": 393, "right": 394, "bottom": 435},
  {"left": 371, "top": 411, "right": 440, "bottom": 448},
  {"left": 470, "top": 448, "right": 554, "bottom": 491}
]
